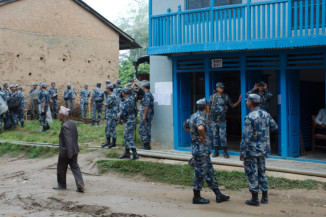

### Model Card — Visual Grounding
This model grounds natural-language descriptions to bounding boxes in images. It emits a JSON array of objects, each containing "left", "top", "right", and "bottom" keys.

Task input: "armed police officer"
[
  {"left": 139, "top": 82, "right": 154, "bottom": 150},
  {"left": 183, "top": 98, "right": 230, "bottom": 204},
  {"left": 240, "top": 94, "right": 278, "bottom": 206},
  {"left": 49, "top": 82, "right": 58, "bottom": 119},
  {"left": 101, "top": 84, "right": 118, "bottom": 148},
  {"left": 118, "top": 88, "right": 139, "bottom": 160},
  {"left": 79, "top": 83, "right": 91, "bottom": 118},
  {"left": 91, "top": 82, "right": 104, "bottom": 126},
  {"left": 246, "top": 81, "right": 273, "bottom": 112},
  {"left": 64, "top": 83, "right": 74, "bottom": 114},
  {"left": 39, "top": 84, "right": 50, "bottom": 132},
  {"left": 17, "top": 86, "right": 26, "bottom": 127},
  {"left": 208, "top": 82, "right": 241, "bottom": 158}
]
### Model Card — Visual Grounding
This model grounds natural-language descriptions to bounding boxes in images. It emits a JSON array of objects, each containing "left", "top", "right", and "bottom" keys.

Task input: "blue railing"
[{"left": 148, "top": 0, "right": 326, "bottom": 54}]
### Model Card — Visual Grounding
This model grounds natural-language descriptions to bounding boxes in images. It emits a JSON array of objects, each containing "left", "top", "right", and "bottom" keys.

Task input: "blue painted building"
[{"left": 148, "top": 0, "right": 326, "bottom": 158}]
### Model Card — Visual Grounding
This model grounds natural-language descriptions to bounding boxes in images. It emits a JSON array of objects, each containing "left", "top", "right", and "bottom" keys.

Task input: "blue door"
[
  {"left": 287, "top": 70, "right": 301, "bottom": 157},
  {"left": 178, "top": 73, "right": 191, "bottom": 147}
]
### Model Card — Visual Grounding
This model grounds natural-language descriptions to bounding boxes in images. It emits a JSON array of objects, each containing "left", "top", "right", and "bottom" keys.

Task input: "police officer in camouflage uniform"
[
  {"left": 101, "top": 84, "right": 118, "bottom": 148},
  {"left": 2, "top": 83, "right": 11, "bottom": 99},
  {"left": 183, "top": 98, "right": 230, "bottom": 204},
  {"left": 29, "top": 83, "right": 39, "bottom": 120},
  {"left": 246, "top": 81, "right": 273, "bottom": 112},
  {"left": 208, "top": 82, "right": 241, "bottom": 158},
  {"left": 17, "top": 86, "right": 26, "bottom": 127},
  {"left": 64, "top": 83, "right": 74, "bottom": 113},
  {"left": 49, "top": 82, "right": 58, "bottom": 119},
  {"left": 39, "top": 84, "right": 50, "bottom": 132},
  {"left": 240, "top": 94, "right": 278, "bottom": 206},
  {"left": 91, "top": 82, "right": 104, "bottom": 126},
  {"left": 0, "top": 86, "right": 8, "bottom": 134},
  {"left": 9, "top": 85, "right": 19, "bottom": 129},
  {"left": 118, "top": 88, "right": 139, "bottom": 160},
  {"left": 139, "top": 82, "right": 154, "bottom": 150},
  {"left": 79, "top": 83, "right": 90, "bottom": 118}
]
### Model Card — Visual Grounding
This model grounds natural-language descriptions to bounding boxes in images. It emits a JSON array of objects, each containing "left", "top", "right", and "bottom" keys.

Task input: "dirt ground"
[{"left": 0, "top": 150, "right": 326, "bottom": 217}]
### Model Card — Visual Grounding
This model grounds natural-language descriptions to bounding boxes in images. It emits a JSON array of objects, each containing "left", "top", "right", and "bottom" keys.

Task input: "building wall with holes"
[{"left": 0, "top": 0, "right": 119, "bottom": 107}]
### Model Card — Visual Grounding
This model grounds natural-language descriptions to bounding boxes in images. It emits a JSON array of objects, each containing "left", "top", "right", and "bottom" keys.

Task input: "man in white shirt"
[{"left": 315, "top": 108, "right": 326, "bottom": 127}]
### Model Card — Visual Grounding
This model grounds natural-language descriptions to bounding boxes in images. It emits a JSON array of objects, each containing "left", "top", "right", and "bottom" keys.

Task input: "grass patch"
[
  {"left": 0, "top": 120, "right": 143, "bottom": 147},
  {"left": 106, "top": 151, "right": 123, "bottom": 158},
  {"left": 97, "top": 160, "right": 323, "bottom": 190},
  {"left": 0, "top": 143, "right": 58, "bottom": 159}
]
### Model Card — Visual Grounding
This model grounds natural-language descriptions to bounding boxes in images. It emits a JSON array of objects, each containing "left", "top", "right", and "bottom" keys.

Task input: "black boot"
[
  {"left": 192, "top": 190, "right": 210, "bottom": 204},
  {"left": 97, "top": 120, "right": 100, "bottom": 125},
  {"left": 212, "top": 147, "right": 219, "bottom": 158},
  {"left": 21, "top": 122, "right": 24, "bottom": 128},
  {"left": 31, "top": 114, "right": 34, "bottom": 120},
  {"left": 0, "top": 128, "right": 2, "bottom": 134},
  {"left": 108, "top": 137, "right": 116, "bottom": 148},
  {"left": 130, "top": 148, "right": 139, "bottom": 160},
  {"left": 140, "top": 142, "right": 151, "bottom": 150},
  {"left": 223, "top": 147, "right": 230, "bottom": 158},
  {"left": 261, "top": 191, "right": 268, "bottom": 204},
  {"left": 213, "top": 188, "right": 230, "bottom": 203},
  {"left": 101, "top": 137, "right": 111, "bottom": 148},
  {"left": 246, "top": 192, "right": 260, "bottom": 206},
  {"left": 42, "top": 126, "right": 47, "bottom": 132},
  {"left": 119, "top": 148, "right": 130, "bottom": 159},
  {"left": 91, "top": 120, "right": 95, "bottom": 126}
]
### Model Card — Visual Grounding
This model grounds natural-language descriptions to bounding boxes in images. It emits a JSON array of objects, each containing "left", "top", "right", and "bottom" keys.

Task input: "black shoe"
[
  {"left": 52, "top": 186, "right": 66, "bottom": 190},
  {"left": 119, "top": 148, "right": 130, "bottom": 159},
  {"left": 213, "top": 188, "right": 230, "bottom": 203},
  {"left": 261, "top": 191, "right": 268, "bottom": 204},
  {"left": 91, "top": 120, "right": 95, "bottom": 126},
  {"left": 47, "top": 125, "right": 51, "bottom": 130},
  {"left": 130, "top": 148, "right": 139, "bottom": 160},
  {"left": 193, "top": 190, "right": 210, "bottom": 204},
  {"left": 140, "top": 142, "right": 151, "bottom": 150},
  {"left": 54, "top": 115, "right": 57, "bottom": 119},
  {"left": 108, "top": 138, "right": 117, "bottom": 148},
  {"left": 76, "top": 187, "right": 85, "bottom": 193},
  {"left": 223, "top": 147, "right": 230, "bottom": 158},
  {"left": 101, "top": 137, "right": 111, "bottom": 148},
  {"left": 21, "top": 122, "right": 24, "bottom": 128},
  {"left": 212, "top": 147, "right": 219, "bottom": 158},
  {"left": 246, "top": 192, "right": 260, "bottom": 206},
  {"left": 97, "top": 121, "right": 100, "bottom": 125}
]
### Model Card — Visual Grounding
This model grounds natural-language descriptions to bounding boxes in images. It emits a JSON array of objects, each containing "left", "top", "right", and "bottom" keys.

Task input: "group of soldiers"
[
  {"left": 184, "top": 81, "right": 277, "bottom": 206},
  {"left": 0, "top": 79, "right": 155, "bottom": 161}
]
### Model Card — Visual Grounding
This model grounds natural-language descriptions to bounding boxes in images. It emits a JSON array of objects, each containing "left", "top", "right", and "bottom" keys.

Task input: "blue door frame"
[{"left": 172, "top": 48, "right": 326, "bottom": 158}]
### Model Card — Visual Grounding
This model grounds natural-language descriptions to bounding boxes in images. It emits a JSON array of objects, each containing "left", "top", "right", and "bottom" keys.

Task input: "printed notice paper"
[{"left": 154, "top": 82, "right": 172, "bottom": 105}]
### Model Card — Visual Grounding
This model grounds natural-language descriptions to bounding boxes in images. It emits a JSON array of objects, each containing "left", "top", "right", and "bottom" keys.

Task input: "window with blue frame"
[{"left": 186, "top": 0, "right": 242, "bottom": 10}]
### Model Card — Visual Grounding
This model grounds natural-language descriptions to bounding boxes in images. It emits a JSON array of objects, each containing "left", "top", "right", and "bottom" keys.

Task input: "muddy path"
[{"left": 0, "top": 150, "right": 326, "bottom": 217}]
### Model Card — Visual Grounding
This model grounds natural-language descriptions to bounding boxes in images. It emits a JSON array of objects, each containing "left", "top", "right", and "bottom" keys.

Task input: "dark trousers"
[{"left": 57, "top": 155, "right": 84, "bottom": 189}]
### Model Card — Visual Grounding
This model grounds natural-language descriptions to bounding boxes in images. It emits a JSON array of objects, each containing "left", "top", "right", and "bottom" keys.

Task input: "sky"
[{"left": 83, "top": 0, "right": 137, "bottom": 23}]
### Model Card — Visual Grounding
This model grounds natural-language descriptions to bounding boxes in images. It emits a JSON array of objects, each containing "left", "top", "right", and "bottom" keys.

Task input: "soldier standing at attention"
[
  {"left": 101, "top": 84, "right": 118, "bottom": 148},
  {"left": 17, "top": 86, "right": 26, "bottom": 127},
  {"left": 208, "top": 82, "right": 241, "bottom": 158},
  {"left": 49, "top": 82, "right": 58, "bottom": 119},
  {"left": 246, "top": 81, "right": 273, "bottom": 112},
  {"left": 29, "top": 83, "right": 39, "bottom": 120},
  {"left": 39, "top": 84, "right": 50, "bottom": 132},
  {"left": 91, "top": 82, "right": 104, "bottom": 126},
  {"left": 240, "top": 94, "right": 278, "bottom": 206},
  {"left": 79, "top": 83, "right": 90, "bottom": 118},
  {"left": 118, "top": 88, "right": 139, "bottom": 160},
  {"left": 183, "top": 98, "right": 230, "bottom": 204},
  {"left": 139, "top": 82, "right": 154, "bottom": 150},
  {"left": 64, "top": 83, "right": 74, "bottom": 113}
]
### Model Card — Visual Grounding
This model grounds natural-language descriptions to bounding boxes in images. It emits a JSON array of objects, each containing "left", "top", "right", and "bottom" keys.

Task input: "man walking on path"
[
  {"left": 240, "top": 94, "right": 278, "bottom": 206},
  {"left": 53, "top": 106, "right": 84, "bottom": 193}
]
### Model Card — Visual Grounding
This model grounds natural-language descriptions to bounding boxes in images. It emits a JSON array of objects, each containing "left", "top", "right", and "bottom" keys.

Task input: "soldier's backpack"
[{"left": 7, "top": 95, "right": 20, "bottom": 112}]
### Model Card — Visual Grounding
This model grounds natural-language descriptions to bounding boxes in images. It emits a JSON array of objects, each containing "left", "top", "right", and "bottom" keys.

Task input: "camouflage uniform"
[
  {"left": 64, "top": 89, "right": 74, "bottom": 111},
  {"left": 120, "top": 95, "right": 136, "bottom": 149},
  {"left": 114, "top": 87, "right": 123, "bottom": 111},
  {"left": 0, "top": 91, "right": 7, "bottom": 131},
  {"left": 208, "top": 93, "right": 233, "bottom": 149},
  {"left": 187, "top": 111, "right": 219, "bottom": 191},
  {"left": 48, "top": 86, "right": 58, "bottom": 118},
  {"left": 79, "top": 88, "right": 90, "bottom": 117},
  {"left": 105, "top": 92, "right": 118, "bottom": 139},
  {"left": 240, "top": 108, "right": 278, "bottom": 193},
  {"left": 17, "top": 89, "right": 25, "bottom": 125},
  {"left": 10, "top": 90, "right": 20, "bottom": 127},
  {"left": 246, "top": 89, "right": 273, "bottom": 112},
  {"left": 139, "top": 90, "right": 154, "bottom": 144},
  {"left": 91, "top": 87, "right": 104, "bottom": 122},
  {"left": 72, "top": 88, "right": 77, "bottom": 109},
  {"left": 39, "top": 89, "right": 50, "bottom": 130},
  {"left": 29, "top": 87, "right": 39, "bottom": 120}
]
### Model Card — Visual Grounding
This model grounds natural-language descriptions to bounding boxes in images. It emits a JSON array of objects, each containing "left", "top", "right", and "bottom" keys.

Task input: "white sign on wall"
[
  {"left": 153, "top": 82, "right": 172, "bottom": 106},
  {"left": 211, "top": 59, "right": 223, "bottom": 68}
]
